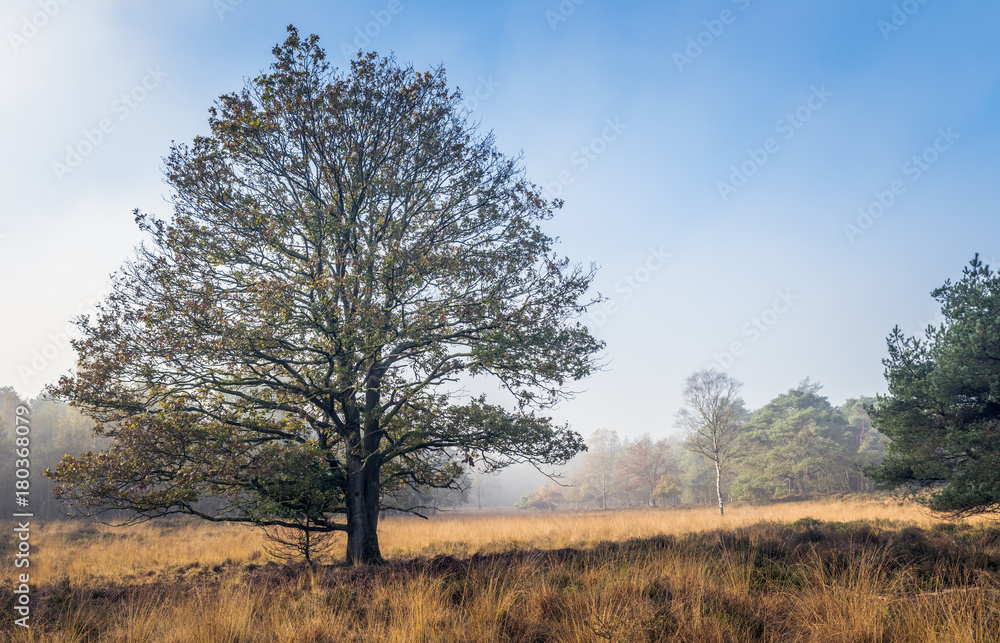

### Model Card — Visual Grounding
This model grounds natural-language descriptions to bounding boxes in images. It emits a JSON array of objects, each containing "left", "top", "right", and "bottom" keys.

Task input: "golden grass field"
[{"left": 4, "top": 498, "right": 1000, "bottom": 642}]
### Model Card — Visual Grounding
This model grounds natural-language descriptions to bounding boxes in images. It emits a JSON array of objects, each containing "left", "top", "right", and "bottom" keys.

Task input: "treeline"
[
  {"left": 517, "top": 380, "right": 886, "bottom": 511},
  {"left": 2, "top": 380, "right": 887, "bottom": 518},
  {"left": 0, "top": 387, "right": 105, "bottom": 520}
]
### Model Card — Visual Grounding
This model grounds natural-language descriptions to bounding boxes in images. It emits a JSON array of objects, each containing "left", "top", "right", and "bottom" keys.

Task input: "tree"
[
  {"left": 618, "top": 434, "right": 672, "bottom": 507},
  {"left": 46, "top": 27, "right": 602, "bottom": 565},
  {"left": 675, "top": 370, "right": 745, "bottom": 515},
  {"left": 260, "top": 512, "right": 339, "bottom": 568},
  {"left": 840, "top": 396, "right": 886, "bottom": 492},
  {"left": 514, "top": 484, "right": 564, "bottom": 511},
  {"left": 577, "top": 428, "right": 621, "bottom": 509},
  {"left": 866, "top": 256, "right": 1000, "bottom": 516},
  {"left": 563, "top": 478, "right": 596, "bottom": 509},
  {"left": 384, "top": 463, "right": 471, "bottom": 516},
  {"left": 0, "top": 387, "right": 27, "bottom": 518},
  {"left": 732, "top": 379, "right": 853, "bottom": 500},
  {"left": 470, "top": 467, "right": 496, "bottom": 510},
  {"left": 652, "top": 473, "right": 680, "bottom": 506},
  {"left": 676, "top": 438, "right": 720, "bottom": 505},
  {"left": 0, "top": 392, "right": 103, "bottom": 521}
]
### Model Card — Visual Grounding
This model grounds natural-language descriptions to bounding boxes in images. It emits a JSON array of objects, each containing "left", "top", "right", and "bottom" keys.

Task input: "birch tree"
[{"left": 675, "top": 370, "right": 745, "bottom": 515}]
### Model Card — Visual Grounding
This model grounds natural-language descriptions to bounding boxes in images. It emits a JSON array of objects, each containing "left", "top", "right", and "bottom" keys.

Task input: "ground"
[{"left": 3, "top": 498, "right": 1000, "bottom": 641}]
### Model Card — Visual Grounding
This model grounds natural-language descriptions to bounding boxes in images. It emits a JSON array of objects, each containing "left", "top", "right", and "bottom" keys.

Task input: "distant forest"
[
  {"left": 1, "top": 386, "right": 109, "bottom": 520},
  {"left": 1, "top": 379, "right": 885, "bottom": 520},
  {"left": 516, "top": 379, "right": 886, "bottom": 512}
]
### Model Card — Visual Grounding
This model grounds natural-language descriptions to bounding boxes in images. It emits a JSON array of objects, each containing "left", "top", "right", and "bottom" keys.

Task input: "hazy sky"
[{"left": 2, "top": 0, "right": 998, "bottom": 441}]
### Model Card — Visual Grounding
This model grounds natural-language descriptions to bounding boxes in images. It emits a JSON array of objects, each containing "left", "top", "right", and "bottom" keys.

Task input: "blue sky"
[{"left": 2, "top": 0, "right": 998, "bottom": 441}]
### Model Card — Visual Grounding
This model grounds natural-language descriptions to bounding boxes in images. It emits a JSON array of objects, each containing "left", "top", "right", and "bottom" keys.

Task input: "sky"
[{"left": 2, "top": 0, "right": 999, "bottom": 449}]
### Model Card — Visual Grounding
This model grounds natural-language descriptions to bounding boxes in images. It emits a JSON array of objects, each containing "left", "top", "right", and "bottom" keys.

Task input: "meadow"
[{"left": 3, "top": 498, "right": 1000, "bottom": 642}]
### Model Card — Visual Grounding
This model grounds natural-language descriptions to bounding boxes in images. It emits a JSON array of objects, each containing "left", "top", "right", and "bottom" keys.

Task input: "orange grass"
[
  {"left": 24, "top": 497, "right": 950, "bottom": 584},
  {"left": 3, "top": 498, "right": 999, "bottom": 642}
]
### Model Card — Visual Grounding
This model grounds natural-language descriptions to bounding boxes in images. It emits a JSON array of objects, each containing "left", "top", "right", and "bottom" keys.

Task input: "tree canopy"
[
  {"left": 47, "top": 27, "right": 602, "bottom": 564},
  {"left": 866, "top": 255, "right": 1000, "bottom": 516},
  {"left": 732, "top": 379, "right": 854, "bottom": 500}
]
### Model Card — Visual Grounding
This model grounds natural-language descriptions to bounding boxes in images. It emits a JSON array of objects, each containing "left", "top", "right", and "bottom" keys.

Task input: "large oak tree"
[{"left": 47, "top": 27, "right": 602, "bottom": 564}]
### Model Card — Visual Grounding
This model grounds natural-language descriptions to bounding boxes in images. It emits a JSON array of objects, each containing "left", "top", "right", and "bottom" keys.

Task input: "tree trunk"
[
  {"left": 715, "top": 460, "right": 724, "bottom": 516},
  {"left": 345, "top": 451, "right": 384, "bottom": 565},
  {"left": 345, "top": 382, "right": 386, "bottom": 566},
  {"left": 303, "top": 529, "right": 314, "bottom": 568},
  {"left": 344, "top": 374, "right": 387, "bottom": 566}
]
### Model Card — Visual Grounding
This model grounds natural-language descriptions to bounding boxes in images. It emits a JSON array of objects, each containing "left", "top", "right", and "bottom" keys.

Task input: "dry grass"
[
  {"left": 3, "top": 498, "right": 1000, "bottom": 642},
  {"left": 377, "top": 497, "right": 951, "bottom": 559}
]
